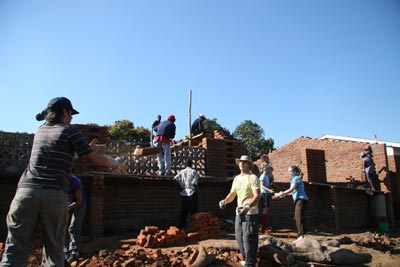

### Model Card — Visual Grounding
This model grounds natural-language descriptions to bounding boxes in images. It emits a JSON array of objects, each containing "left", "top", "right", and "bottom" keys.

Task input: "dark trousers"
[
  {"left": 235, "top": 214, "right": 259, "bottom": 267},
  {"left": 294, "top": 199, "right": 308, "bottom": 236},
  {"left": 178, "top": 193, "right": 198, "bottom": 229}
]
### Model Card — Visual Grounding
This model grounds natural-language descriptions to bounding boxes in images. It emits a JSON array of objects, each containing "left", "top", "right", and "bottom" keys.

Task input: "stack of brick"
[
  {"left": 75, "top": 124, "right": 110, "bottom": 145},
  {"left": 189, "top": 212, "right": 221, "bottom": 241},
  {"left": 73, "top": 124, "right": 110, "bottom": 173},
  {"left": 136, "top": 213, "right": 221, "bottom": 248},
  {"left": 213, "top": 130, "right": 229, "bottom": 139},
  {"left": 203, "top": 138, "right": 245, "bottom": 177},
  {"left": 136, "top": 226, "right": 187, "bottom": 248}
]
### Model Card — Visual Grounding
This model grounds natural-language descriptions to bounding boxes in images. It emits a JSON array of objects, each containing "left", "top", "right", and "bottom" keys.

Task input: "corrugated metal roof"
[{"left": 319, "top": 134, "right": 400, "bottom": 148}]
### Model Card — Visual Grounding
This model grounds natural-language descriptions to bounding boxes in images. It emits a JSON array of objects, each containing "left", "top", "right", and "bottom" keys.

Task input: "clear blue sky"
[{"left": 1, "top": 0, "right": 399, "bottom": 148}]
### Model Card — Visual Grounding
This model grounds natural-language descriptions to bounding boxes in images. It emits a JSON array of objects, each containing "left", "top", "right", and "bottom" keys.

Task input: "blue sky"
[{"left": 1, "top": 0, "right": 399, "bottom": 148}]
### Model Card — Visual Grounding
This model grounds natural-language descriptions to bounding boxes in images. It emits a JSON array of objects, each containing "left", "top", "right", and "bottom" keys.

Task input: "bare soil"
[
  {"left": 77, "top": 228, "right": 400, "bottom": 267},
  {"left": 2, "top": 228, "right": 399, "bottom": 266}
]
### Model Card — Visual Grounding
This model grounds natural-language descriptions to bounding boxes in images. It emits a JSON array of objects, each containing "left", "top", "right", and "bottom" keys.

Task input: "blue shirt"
[
  {"left": 290, "top": 175, "right": 308, "bottom": 202},
  {"left": 68, "top": 175, "right": 86, "bottom": 205},
  {"left": 259, "top": 173, "right": 271, "bottom": 195}
]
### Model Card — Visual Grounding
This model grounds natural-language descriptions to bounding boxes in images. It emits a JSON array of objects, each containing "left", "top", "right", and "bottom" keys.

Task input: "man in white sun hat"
[{"left": 219, "top": 155, "right": 260, "bottom": 267}]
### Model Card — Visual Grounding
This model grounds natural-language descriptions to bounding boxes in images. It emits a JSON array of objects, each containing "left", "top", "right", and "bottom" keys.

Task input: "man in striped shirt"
[{"left": 0, "top": 97, "right": 125, "bottom": 267}]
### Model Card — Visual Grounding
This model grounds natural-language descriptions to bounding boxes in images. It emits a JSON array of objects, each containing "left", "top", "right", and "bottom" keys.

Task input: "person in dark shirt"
[
  {"left": 360, "top": 145, "right": 380, "bottom": 191},
  {"left": 191, "top": 114, "right": 206, "bottom": 136},
  {"left": 65, "top": 175, "right": 87, "bottom": 263},
  {"left": 151, "top": 115, "right": 161, "bottom": 147},
  {"left": 0, "top": 97, "right": 125, "bottom": 267},
  {"left": 153, "top": 115, "right": 176, "bottom": 175}
]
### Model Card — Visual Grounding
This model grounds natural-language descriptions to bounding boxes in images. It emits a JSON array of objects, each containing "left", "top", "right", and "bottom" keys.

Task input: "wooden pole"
[{"left": 189, "top": 89, "right": 192, "bottom": 146}]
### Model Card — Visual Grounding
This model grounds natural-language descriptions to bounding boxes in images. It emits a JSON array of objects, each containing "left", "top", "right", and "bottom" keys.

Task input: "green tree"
[
  {"left": 108, "top": 120, "right": 151, "bottom": 146},
  {"left": 204, "top": 118, "right": 231, "bottom": 137},
  {"left": 232, "top": 120, "right": 274, "bottom": 160}
]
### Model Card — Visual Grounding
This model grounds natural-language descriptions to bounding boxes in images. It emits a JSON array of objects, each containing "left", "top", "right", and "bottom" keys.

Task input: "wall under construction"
[{"left": 0, "top": 128, "right": 397, "bottom": 240}]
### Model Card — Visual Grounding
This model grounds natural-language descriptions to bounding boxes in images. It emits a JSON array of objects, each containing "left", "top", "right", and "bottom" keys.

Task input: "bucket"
[{"left": 378, "top": 221, "right": 389, "bottom": 233}]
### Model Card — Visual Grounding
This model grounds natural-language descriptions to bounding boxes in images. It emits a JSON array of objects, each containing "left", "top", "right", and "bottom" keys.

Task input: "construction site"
[{"left": 1, "top": 125, "right": 400, "bottom": 266}]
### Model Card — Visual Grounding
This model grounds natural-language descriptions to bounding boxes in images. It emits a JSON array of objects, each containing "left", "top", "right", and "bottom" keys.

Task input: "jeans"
[
  {"left": 0, "top": 188, "right": 68, "bottom": 267},
  {"left": 157, "top": 142, "right": 171, "bottom": 173},
  {"left": 65, "top": 204, "right": 86, "bottom": 253},
  {"left": 235, "top": 214, "right": 259, "bottom": 267}
]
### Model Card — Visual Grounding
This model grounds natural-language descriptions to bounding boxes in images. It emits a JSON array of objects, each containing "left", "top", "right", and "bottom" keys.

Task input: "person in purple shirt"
[{"left": 65, "top": 175, "right": 87, "bottom": 263}]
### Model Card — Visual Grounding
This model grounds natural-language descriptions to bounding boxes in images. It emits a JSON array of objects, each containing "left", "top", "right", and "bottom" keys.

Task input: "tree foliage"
[
  {"left": 204, "top": 118, "right": 231, "bottom": 137},
  {"left": 108, "top": 120, "right": 151, "bottom": 146},
  {"left": 232, "top": 120, "right": 274, "bottom": 160}
]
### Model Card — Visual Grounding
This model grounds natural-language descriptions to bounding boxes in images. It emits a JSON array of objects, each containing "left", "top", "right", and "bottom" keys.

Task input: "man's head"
[
  {"left": 364, "top": 145, "right": 372, "bottom": 154},
  {"left": 236, "top": 155, "right": 253, "bottom": 172},
  {"left": 186, "top": 159, "right": 193, "bottom": 168},
  {"left": 167, "top": 115, "right": 176, "bottom": 122},
  {"left": 36, "top": 97, "right": 79, "bottom": 122}
]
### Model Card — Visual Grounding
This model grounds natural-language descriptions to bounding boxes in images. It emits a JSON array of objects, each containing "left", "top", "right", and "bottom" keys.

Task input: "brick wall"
[
  {"left": 202, "top": 138, "right": 245, "bottom": 177},
  {"left": 269, "top": 137, "right": 388, "bottom": 190},
  {"left": 0, "top": 131, "right": 396, "bottom": 240},
  {"left": 0, "top": 173, "right": 379, "bottom": 240},
  {"left": 268, "top": 182, "right": 372, "bottom": 232},
  {"left": 75, "top": 124, "right": 110, "bottom": 145},
  {"left": 89, "top": 175, "right": 236, "bottom": 236}
]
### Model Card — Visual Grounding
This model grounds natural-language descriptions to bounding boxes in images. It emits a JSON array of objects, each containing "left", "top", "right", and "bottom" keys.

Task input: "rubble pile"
[
  {"left": 356, "top": 233, "right": 395, "bottom": 251},
  {"left": 136, "top": 213, "right": 221, "bottom": 248}
]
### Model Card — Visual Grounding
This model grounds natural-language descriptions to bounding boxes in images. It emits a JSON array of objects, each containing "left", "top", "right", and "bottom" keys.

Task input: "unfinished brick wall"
[
  {"left": 202, "top": 138, "right": 245, "bottom": 177},
  {"left": 269, "top": 137, "right": 387, "bottom": 189},
  {"left": 264, "top": 182, "right": 372, "bottom": 231},
  {"left": 99, "top": 175, "right": 235, "bottom": 236},
  {"left": 0, "top": 173, "right": 376, "bottom": 240},
  {"left": 75, "top": 124, "right": 110, "bottom": 145},
  {"left": 0, "top": 175, "right": 18, "bottom": 239}
]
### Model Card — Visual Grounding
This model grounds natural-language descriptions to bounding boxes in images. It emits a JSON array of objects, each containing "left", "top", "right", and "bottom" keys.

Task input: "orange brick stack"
[
  {"left": 203, "top": 138, "right": 245, "bottom": 177},
  {"left": 136, "top": 226, "right": 187, "bottom": 248},
  {"left": 213, "top": 130, "right": 229, "bottom": 139},
  {"left": 73, "top": 124, "right": 110, "bottom": 173},
  {"left": 189, "top": 212, "right": 221, "bottom": 241},
  {"left": 136, "top": 214, "right": 221, "bottom": 248}
]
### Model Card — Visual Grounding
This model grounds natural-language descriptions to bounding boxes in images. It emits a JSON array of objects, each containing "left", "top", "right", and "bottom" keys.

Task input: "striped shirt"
[{"left": 18, "top": 123, "right": 93, "bottom": 192}]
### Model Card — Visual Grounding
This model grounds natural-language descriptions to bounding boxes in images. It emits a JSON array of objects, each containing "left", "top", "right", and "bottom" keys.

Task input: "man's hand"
[
  {"left": 238, "top": 205, "right": 250, "bottom": 217},
  {"left": 219, "top": 199, "right": 226, "bottom": 209}
]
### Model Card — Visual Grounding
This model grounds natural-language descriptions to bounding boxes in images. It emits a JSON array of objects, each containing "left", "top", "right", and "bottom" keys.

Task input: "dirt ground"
[
  {"left": 76, "top": 228, "right": 400, "bottom": 267},
  {"left": 1, "top": 228, "right": 399, "bottom": 266}
]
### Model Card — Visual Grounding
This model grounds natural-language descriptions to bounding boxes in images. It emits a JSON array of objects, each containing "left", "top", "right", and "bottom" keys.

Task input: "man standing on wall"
[
  {"left": 150, "top": 115, "right": 161, "bottom": 147},
  {"left": 191, "top": 114, "right": 206, "bottom": 136},
  {"left": 153, "top": 115, "right": 176, "bottom": 175}
]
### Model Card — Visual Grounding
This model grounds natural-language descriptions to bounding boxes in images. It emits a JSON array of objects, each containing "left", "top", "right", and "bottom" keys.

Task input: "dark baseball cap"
[{"left": 36, "top": 97, "right": 79, "bottom": 121}]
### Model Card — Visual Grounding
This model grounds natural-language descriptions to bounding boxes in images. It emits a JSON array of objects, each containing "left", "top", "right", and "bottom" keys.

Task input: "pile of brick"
[
  {"left": 213, "top": 130, "right": 229, "bottom": 139},
  {"left": 136, "top": 213, "right": 221, "bottom": 248},
  {"left": 189, "top": 212, "right": 220, "bottom": 241},
  {"left": 136, "top": 226, "right": 186, "bottom": 248}
]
